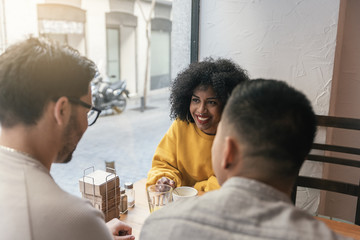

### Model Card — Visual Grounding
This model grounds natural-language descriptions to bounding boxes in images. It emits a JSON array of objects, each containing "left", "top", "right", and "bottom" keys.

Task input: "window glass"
[
  {"left": 2, "top": 0, "right": 178, "bottom": 197},
  {"left": 107, "top": 28, "right": 120, "bottom": 82}
]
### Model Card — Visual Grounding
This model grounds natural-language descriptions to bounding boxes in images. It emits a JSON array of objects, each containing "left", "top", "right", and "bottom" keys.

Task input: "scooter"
[{"left": 91, "top": 74, "right": 130, "bottom": 114}]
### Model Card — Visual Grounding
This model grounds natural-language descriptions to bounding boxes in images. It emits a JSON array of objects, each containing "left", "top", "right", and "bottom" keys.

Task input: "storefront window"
[
  {"left": 39, "top": 20, "right": 83, "bottom": 34},
  {"left": 106, "top": 28, "right": 120, "bottom": 82},
  {"left": 106, "top": 12, "right": 138, "bottom": 93}
]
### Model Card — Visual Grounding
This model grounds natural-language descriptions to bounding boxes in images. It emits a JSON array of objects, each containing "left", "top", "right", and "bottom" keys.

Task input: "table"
[
  {"left": 119, "top": 179, "right": 149, "bottom": 239},
  {"left": 314, "top": 217, "right": 360, "bottom": 240},
  {"left": 120, "top": 179, "right": 360, "bottom": 240}
]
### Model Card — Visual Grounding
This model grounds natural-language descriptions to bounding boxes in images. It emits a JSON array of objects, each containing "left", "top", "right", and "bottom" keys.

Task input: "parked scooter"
[{"left": 91, "top": 74, "right": 130, "bottom": 114}]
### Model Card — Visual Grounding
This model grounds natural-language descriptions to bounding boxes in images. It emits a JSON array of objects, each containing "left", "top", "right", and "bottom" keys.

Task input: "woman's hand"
[
  {"left": 106, "top": 218, "right": 135, "bottom": 240},
  {"left": 156, "top": 177, "right": 176, "bottom": 189}
]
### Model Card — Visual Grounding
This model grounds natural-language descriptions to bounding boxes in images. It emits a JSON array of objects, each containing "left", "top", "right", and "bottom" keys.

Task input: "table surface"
[
  {"left": 120, "top": 179, "right": 360, "bottom": 240},
  {"left": 119, "top": 178, "right": 150, "bottom": 239}
]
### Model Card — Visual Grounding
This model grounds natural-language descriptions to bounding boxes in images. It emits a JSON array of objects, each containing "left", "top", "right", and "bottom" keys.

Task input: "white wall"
[
  {"left": 0, "top": 1, "right": 6, "bottom": 52},
  {"left": 82, "top": 0, "right": 109, "bottom": 75},
  {"left": 4, "top": 0, "right": 38, "bottom": 43},
  {"left": 134, "top": 1, "right": 152, "bottom": 97},
  {"left": 171, "top": 0, "right": 191, "bottom": 80},
  {"left": 199, "top": 0, "right": 340, "bottom": 116}
]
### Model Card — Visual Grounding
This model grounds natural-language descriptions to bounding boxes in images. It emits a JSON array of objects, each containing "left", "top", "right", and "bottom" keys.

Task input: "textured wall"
[
  {"left": 199, "top": 0, "right": 340, "bottom": 115},
  {"left": 196, "top": 0, "right": 342, "bottom": 214}
]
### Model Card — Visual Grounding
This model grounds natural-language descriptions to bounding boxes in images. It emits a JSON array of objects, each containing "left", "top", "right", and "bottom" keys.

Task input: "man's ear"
[
  {"left": 53, "top": 97, "right": 71, "bottom": 126},
  {"left": 221, "top": 136, "right": 239, "bottom": 170}
]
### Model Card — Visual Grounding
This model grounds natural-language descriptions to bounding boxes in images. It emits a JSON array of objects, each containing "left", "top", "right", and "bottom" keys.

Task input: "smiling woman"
[
  {"left": 190, "top": 85, "right": 222, "bottom": 135},
  {"left": 146, "top": 57, "right": 249, "bottom": 192}
]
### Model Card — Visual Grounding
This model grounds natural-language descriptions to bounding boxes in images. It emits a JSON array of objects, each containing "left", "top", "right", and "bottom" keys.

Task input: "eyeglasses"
[{"left": 67, "top": 97, "right": 102, "bottom": 126}]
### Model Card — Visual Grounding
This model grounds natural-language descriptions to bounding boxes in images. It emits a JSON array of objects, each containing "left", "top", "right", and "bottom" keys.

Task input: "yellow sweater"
[{"left": 146, "top": 119, "right": 220, "bottom": 192}]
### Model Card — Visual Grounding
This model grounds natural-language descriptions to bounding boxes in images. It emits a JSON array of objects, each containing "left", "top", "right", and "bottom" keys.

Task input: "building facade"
[{"left": 0, "top": 0, "right": 173, "bottom": 97}]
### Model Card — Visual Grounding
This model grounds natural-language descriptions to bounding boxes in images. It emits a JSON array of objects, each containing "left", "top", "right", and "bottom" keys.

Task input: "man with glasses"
[{"left": 0, "top": 37, "right": 134, "bottom": 240}]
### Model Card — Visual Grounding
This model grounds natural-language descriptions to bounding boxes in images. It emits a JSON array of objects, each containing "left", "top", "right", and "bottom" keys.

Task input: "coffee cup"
[{"left": 172, "top": 186, "right": 198, "bottom": 201}]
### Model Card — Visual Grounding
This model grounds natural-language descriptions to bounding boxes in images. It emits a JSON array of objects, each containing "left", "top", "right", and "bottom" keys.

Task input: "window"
[
  {"left": 106, "top": 28, "right": 120, "bottom": 82},
  {"left": 106, "top": 12, "right": 138, "bottom": 93},
  {"left": 2, "top": 0, "right": 177, "bottom": 198},
  {"left": 150, "top": 18, "right": 171, "bottom": 90}
]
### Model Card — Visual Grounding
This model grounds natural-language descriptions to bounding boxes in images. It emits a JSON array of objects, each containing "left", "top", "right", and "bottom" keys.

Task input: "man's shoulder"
[
  {"left": 141, "top": 186, "right": 350, "bottom": 240},
  {"left": 25, "top": 168, "right": 104, "bottom": 218},
  {"left": 1, "top": 158, "right": 111, "bottom": 240},
  {"left": 140, "top": 197, "right": 204, "bottom": 239},
  {"left": 29, "top": 181, "right": 112, "bottom": 239}
]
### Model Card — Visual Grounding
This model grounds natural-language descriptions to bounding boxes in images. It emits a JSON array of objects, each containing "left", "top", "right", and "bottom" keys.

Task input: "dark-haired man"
[
  {"left": 140, "top": 79, "right": 350, "bottom": 240},
  {"left": 0, "top": 38, "right": 134, "bottom": 240}
]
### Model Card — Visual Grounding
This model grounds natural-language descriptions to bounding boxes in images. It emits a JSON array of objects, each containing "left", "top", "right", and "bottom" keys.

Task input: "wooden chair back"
[{"left": 291, "top": 115, "right": 360, "bottom": 225}]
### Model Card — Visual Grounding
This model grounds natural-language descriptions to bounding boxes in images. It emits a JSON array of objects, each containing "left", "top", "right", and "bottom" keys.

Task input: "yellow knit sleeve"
[
  {"left": 146, "top": 121, "right": 182, "bottom": 188},
  {"left": 146, "top": 152, "right": 182, "bottom": 188},
  {"left": 193, "top": 175, "right": 221, "bottom": 192}
]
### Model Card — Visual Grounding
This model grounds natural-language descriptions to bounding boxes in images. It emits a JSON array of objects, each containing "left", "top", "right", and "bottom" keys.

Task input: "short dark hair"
[
  {"left": 169, "top": 57, "right": 249, "bottom": 122},
  {"left": 0, "top": 37, "right": 97, "bottom": 127},
  {"left": 224, "top": 79, "right": 316, "bottom": 176}
]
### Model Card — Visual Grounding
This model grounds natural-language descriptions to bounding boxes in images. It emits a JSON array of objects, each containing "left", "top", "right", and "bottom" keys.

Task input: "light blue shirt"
[{"left": 140, "top": 177, "right": 351, "bottom": 240}]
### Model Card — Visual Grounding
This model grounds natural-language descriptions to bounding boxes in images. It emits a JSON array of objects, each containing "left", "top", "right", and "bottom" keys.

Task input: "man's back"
[
  {"left": 0, "top": 147, "right": 113, "bottom": 240},
  {"left": 140, "top": 177, "right": 350, "bottom": 240}
]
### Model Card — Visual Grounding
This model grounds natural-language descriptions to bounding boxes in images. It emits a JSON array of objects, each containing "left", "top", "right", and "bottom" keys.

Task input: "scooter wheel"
[
  {"left": 113, "top": 106, "right": 124, "bottom": 113},
  {"left": 112, "top": 97, "right": 127, "bottom": 113}
]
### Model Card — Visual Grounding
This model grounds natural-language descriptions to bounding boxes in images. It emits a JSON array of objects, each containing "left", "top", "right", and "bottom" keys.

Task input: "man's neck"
[{"left": 0, "top": 124, "right": 55, "bottom": 171}]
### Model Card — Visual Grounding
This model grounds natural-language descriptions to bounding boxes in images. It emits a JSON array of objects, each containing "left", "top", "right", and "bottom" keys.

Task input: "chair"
[{"left": 291, "top": 115, "right": 360, "bottom": 225}]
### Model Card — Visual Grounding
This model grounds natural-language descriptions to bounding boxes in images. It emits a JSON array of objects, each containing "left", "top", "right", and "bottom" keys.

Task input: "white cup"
[{"left": 172, "top": 186, "right": 198, "bottom": 201}]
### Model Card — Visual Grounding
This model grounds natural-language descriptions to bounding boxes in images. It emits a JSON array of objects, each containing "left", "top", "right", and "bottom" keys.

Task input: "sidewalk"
[{"left": 50, "top": 91, "right": 172, "bottom": 197}]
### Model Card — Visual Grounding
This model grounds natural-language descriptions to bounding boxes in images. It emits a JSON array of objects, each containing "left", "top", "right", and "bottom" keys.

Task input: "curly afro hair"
[{"left": 170, "top": 57, "right": 249, "bottom": 122}]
